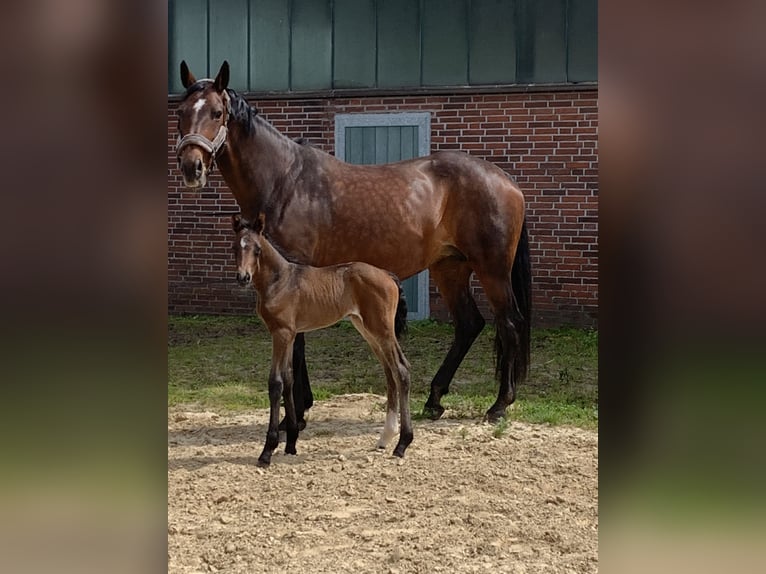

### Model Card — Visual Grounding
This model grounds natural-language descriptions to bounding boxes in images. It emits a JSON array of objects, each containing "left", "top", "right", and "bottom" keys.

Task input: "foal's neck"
[{"left": 251, "top": 236, "right": 293, "bottom": 293}]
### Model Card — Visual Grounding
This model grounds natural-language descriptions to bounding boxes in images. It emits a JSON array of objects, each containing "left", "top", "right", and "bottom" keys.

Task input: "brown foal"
[{"left": 232, "top": 213, "right": 413, "bottom": 466}]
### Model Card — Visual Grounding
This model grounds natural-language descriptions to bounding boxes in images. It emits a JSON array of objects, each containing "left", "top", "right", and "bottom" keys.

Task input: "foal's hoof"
[
  {"left": 392, "top": 444, "right": 408, "bottom": 458},
  {"left": 422, "top": 404, "right": 445, "bottom": 420},
  {"left": 256, "top": 456, "right": 271, "bottom": 468}
]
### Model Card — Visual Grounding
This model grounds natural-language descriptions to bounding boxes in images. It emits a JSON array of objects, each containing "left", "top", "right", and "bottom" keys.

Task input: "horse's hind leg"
[
  {"left": 423, "top": 259, "right": 485, "bottom": 420},
  {"left": 475, "top": 271, "right": 524, "bottom": 422},
  {"left": 279, "top": 333, "right": 312, "bottom": 431}
]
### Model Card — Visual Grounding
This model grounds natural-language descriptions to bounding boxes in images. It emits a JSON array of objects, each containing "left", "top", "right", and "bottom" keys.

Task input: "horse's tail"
[
  {"left": 511, "top": 217, "right": 532, "bottom": 382},
  {"left": 389, "top": 273, "right": 408, "bottom": 339},
  {"left": 496, "top": 217, "right": 532, "bottom": 388}
]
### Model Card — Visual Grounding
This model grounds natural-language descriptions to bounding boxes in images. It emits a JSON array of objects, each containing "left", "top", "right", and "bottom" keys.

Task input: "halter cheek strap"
[{"left": 175, "top": 90, "right": 231, "bottom": 172}]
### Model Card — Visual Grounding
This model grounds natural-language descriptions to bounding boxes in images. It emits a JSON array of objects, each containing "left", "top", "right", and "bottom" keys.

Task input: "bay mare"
[
  {"left": 233, "top": 213, "right": 412, "bottom": 465},
  {"left": 175, "top": 60, "right": 531, "bottom": 426}
]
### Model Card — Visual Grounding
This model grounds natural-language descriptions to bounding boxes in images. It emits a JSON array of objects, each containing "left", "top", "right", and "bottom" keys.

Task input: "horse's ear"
[
  {"left": 231, "top": 213, "right": 243, "bottom": 232},
  {"left": 180, "top": 60, "right": 196, "bottom": 89},
  {"left": 214, "top": 61, "right": 230, "bottom": 92},
  {"left": 254, "top": 213, "right": 266, "bottom": 235}
]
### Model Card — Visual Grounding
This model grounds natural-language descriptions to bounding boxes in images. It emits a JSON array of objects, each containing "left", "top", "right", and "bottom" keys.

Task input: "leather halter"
[{"left": 175, "top": 88, "right": 231, "bottom": 172}]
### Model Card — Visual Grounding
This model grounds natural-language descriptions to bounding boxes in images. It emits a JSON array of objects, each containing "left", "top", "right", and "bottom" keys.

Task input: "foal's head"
[
  {"left": 232, "top": 213, "right": 267, "bottom": 285},
  {"left": 175, "top": 61, "right": 231, "bottom": 188}
]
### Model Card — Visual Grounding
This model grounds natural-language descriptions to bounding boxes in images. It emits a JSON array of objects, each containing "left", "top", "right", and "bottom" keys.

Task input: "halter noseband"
[{"left": 175, "top": 88, "right": 231, "bottom": 173}]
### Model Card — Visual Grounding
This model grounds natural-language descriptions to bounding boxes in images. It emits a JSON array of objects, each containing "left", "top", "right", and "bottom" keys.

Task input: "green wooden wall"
[{"left": 169, "top": 0, "right": 597, "bottom": 93}]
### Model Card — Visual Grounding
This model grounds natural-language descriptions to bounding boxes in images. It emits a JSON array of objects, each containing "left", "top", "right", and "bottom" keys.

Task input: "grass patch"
[{"left": 169, "top": 315, "right": 597, "bottom": 428}]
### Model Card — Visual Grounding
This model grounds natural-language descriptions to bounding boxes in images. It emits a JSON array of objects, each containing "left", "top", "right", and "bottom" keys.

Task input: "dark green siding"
[
  {"left": 291, "top": 0, "right": 332, "bottom": 90},
  {"left": 517, "top": 0, "right": 568, "bottom": 83},
  {"left": 469, "top": 0, "right": 516, "bottom": 84},
  {"left": 422, "top": 0, "right": 468, "bottom": 86},
  {"left": 209, "top": 0, "right": 249, "bottom": 89},
  {"left": 567, "top": 0, "right": 598, "bottom": 82},
  {"left": 250, "top": 0, "right": 290, "bottom": 91},
  {"left": 168, "top": 0, "right": 208, "bottom": 93},
  {"left": 334, "top": 0, "right": 376, "bottom": 88},
  {"left": 377, "top": 0, "right": 421, "bottom": 87},
  {"left": 168, "top": 0, "right": 597, "bottom": 94}
]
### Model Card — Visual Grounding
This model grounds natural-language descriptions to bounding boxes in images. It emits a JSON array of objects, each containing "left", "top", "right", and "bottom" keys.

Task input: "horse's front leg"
[
  {"left": 258, "top": 329, "right": 296, "bottom": 466},
  {"left": 280, "top": 338, "right": 299, "bottom": 455}
]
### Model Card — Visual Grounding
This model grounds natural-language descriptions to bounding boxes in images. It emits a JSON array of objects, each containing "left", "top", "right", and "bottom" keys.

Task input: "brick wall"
[{"left": 168, "top": 88, "right": 598, "bottom": 328}]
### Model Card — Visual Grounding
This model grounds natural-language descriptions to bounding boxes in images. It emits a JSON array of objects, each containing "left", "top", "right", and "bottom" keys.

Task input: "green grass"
[{"left": 168, "top": 315, "right": 597, "bottom": 428}]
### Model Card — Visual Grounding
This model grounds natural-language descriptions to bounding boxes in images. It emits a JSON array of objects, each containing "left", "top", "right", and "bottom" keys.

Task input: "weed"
[{"left": 492, "top": 416, "right": 509, "bottom": 438}]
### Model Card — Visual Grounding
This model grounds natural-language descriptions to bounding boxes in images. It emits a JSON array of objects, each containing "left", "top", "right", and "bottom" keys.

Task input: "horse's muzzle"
[
  {"left": 180, "top": 156, "right": 204, "bottom": 187},
  {"left": 236, "top": 272, "right": 251, "bottom": 285}
]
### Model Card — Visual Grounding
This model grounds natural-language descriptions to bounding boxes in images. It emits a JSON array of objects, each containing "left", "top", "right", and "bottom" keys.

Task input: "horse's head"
[
  {"left": 232, "top": 213, "right": 266, "bottom": 285},
  {"left": 175, "top": 61, "right": 231, "bottom": 188}
]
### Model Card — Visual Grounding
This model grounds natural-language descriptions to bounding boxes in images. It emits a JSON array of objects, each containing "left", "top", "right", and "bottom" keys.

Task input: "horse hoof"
[
  {"left": 278, "top": 418, "right": 307, "bottom": 432},
  {"left": 285, "top": 445, "right": 297, "bottom": 455},
  {"left": 422, "top": 404, "right": 445, "bottom": 420},
  {"left": 484, "top": 409, "right": 506, "bottom": 424},
  {"left": 393, "top": 445, "right": 407, "bottom": 458}
]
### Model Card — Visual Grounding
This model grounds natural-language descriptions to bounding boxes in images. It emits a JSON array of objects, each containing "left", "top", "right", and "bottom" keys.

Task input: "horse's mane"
[
  {"left": 225, "top": 88, "right": 290, "bottom": 145},
  {"left": 225, "top": 88, "right": 258, "bottom": 135}
]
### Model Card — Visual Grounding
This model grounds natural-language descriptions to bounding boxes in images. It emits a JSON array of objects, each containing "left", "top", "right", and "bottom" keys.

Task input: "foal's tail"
[{"left": 389, "top": 273, "right": 408, "bottom": 339}]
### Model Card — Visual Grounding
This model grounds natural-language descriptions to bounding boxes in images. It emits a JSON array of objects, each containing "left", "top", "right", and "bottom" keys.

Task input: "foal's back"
[{"left": 282, "top": 262, "right": 400, "bottom": 335}]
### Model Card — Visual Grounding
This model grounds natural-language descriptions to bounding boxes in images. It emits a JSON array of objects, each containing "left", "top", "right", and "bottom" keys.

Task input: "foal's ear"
[
  {"left": 254, "top": 213, "right": 266, "bottom": 235},
  {"left": 231, "top": 213, "right": 243, "bottom": 232},
  {"left": 214, "top": 61, "right": 230, "bottom": 92},
  {"left": 180, "top": 60, "right": 196, "bottom": 89}
]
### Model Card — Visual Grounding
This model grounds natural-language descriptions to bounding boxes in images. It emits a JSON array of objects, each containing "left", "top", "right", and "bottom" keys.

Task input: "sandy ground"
[{"left": 168, "top": 394, "right": 598, "bottom": 573}]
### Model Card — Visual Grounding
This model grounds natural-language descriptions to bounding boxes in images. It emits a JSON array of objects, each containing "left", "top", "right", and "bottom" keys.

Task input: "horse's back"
[{"left": 306, "top": 149, "right": 524, "bottom": 274}]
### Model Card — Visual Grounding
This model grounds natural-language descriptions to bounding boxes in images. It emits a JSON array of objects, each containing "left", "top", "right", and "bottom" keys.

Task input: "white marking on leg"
[{"left": 377, "top": 409, "right": 398, "bottom": 448}]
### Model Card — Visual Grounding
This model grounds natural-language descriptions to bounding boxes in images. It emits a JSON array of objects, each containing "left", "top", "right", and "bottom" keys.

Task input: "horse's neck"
[{"left": 219, "top": 115, "right": 298, "bottom": 215}]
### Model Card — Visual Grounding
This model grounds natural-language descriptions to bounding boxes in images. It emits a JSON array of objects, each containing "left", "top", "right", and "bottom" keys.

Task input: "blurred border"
[
  {"left": 0, "top": 1, "right": 167, "bottom": 573},
  {"left": 601, "top": 1, "right": 766, "bottom": 572}
]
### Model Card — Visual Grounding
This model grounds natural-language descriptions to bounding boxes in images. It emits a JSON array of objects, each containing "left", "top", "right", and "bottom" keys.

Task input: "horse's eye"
[{"left": 213, "top": 110, "right": 223, "bottom": 119}]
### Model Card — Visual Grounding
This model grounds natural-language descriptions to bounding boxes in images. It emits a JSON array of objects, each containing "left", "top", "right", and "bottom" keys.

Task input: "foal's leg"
[
  {"left": 423, "top": 259, "right": 485, "bottom": 419},
  {"left": 352, "top": 314, "right": 413, "bottom": 456},
  {"left": 350, "top": 317, "right": 399, "bottom": 450},
  {"left": 258, "top": 329, "right": 296, "bottom": 466},
  {"left": 392, "top": 342, "right": 414, "bottom": 458},
  {"left": 377, "top": 361, "right": 399, "bottom": 450}
]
